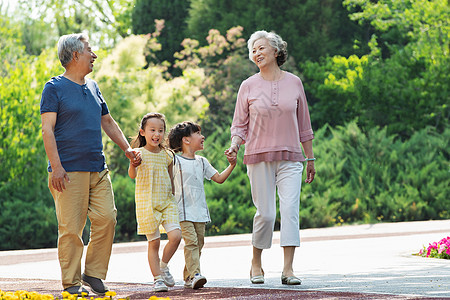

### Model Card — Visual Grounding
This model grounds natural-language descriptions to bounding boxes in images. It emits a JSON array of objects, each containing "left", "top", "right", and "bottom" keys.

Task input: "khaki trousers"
[
  {"left": 48, "top": 169, "right": 117, "bottom": 289},
  {"left": 180, "top": 221, "right": 205, "bottom": 281}
]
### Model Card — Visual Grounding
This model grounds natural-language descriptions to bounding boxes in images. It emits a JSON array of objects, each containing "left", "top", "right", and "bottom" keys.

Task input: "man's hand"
[
  {"left": 51, "top": 166, "right": 70, "bottom": 192},
  {"left": 126, "top": 148, "right": 142, "bottom": 167}
]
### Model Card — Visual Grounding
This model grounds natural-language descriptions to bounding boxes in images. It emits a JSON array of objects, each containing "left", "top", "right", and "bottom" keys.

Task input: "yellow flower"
[
  {"left": 61, "top": 291, "right": 71, "bottom": 298},
  {"left": 105, "top": 291, "right": 116, "bottom": 297}
]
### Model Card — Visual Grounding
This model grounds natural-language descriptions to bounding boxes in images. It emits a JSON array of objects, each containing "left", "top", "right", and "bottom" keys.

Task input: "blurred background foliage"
[{"left": 0, "top": 0, "right": 448, "bottom": 250}]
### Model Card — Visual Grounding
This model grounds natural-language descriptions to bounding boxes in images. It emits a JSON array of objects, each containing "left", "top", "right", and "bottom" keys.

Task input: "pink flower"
[{"left": 419, "top": 237, "right": 450, "bottom": 259}]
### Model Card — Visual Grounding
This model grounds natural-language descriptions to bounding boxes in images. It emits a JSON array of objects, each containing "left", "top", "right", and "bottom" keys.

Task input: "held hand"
[
  {"left": 304, "top": 161, "right": 316, "bottom": 184},
  {"left": 51, "top": 166, "right": 70, "bottom": 192},
  {"left": 132, "top": 151, "right": 142, "bottom": 167},
  {"left": 126, "top": 148, "right": 142, "bottom": 167},
  {"left": 224, "top": 144, "right": 239, "bottom": 156},
  {"left": 125, "top": 147, "right": 136, "bottom": 160},
  {"left": 226, "top": 153, "right": 237, "bottom": 165}
]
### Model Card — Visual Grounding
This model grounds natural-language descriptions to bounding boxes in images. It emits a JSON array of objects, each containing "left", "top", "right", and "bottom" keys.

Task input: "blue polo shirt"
[{"left": 40, "top": 75, "right": 109, "bottom": 172}]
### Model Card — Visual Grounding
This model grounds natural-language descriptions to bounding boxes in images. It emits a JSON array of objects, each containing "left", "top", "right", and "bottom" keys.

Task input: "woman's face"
[{"left": 252, "top": 38, "right": 277, "bottom": 70}]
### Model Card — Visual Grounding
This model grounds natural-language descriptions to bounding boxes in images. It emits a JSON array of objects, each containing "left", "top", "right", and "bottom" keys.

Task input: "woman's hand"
[
  {"left": 305, "top": 161, "right": 316, "bottom": 184},
  {"left": 226, "top": 151, "right": 237, "bottom": 165},
  {"left": 225, "top": 144, "right": 239, "bottom": 157},
  {"left": 225, "top": 136, "right": 243, "bottom": 157}
]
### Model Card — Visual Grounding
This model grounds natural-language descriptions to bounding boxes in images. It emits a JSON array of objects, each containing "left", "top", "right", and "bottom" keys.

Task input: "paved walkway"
[{"left": 1, "top": 220, "right": 449, "bottom": 299}]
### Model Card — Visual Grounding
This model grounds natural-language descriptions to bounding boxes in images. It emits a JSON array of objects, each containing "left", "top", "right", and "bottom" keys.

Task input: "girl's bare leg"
[
  {"left": 161, "top": 229, "right": 182, "bottom": 264},
  {"left": 148, "top": 238, "right": 161, "bottom": 277}
]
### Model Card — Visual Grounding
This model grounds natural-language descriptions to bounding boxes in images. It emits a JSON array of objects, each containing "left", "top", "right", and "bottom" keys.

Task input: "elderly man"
[{"left": 40, "top": 33, "right": 139, "bottom": 296}]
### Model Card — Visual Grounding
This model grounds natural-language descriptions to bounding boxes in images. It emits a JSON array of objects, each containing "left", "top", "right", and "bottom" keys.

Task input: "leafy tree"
[
  {"left": 302, "top": 54, "right": 368, "bottom": 129},
  {"left": 174, "top": 26, "right": 257, "bottom": 135},
  {"left": 0, "top": 15, "right": 26, "bottom": 76},
  {"left": 187, "top": 0, "right": 370, "bottom": 64},
  {"left": 132, "top": 0, "right": 190, "bottom": 73},
  {"left": 303, "top": 0, "right": 449, "bottom": 138},
  {"left": 344, "top": 0, "right": 449, "bottom": 136},
  {"left": 0, "top": 50, "right": 63, "bottom": 250},
  {"left": 10, "top": 0, "right": 134, "bottom": 53}
]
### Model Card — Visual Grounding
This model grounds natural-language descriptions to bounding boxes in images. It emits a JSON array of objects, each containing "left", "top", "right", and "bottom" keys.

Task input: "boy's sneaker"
[
  {"left": 153, "top": 278, "right": 168, "bottom": 292},
  {"left": 160, "top": 266, "right": 175, "bottom": 287},
  {"left": 185, "top": 273, "right": 207, "bottom": 289}
]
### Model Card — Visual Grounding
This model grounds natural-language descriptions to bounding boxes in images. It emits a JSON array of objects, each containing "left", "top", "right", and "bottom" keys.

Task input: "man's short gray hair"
[
  {"left": 247, "top": 30, "right": 288, "bottom": 66},
  {"left": 57, "top": 33, "right": 89, "bottom": 67}
]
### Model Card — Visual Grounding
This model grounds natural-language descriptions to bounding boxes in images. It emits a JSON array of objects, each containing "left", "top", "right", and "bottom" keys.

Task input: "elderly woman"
[{"left": 225, "top": 30, "right": 316, "bottom": 285}]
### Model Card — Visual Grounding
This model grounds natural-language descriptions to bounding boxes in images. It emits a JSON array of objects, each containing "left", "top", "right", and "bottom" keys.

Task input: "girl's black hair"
[
  {"left": 131, "top": 112, "right": 167, "bottom": 148},
  {"left": 168, "top": 121, "right": 202, "bottom": 153}
]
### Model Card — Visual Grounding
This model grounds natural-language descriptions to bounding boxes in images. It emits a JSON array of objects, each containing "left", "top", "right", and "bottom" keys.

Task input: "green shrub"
[{"left": 300, "top": 122, "right": 450, "bottom": 227}]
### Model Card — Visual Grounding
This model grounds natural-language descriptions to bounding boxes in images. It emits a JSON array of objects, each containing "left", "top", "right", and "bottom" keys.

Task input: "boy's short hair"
[{"left": 168, "top": 121, "right": 202, "bottom": 153}]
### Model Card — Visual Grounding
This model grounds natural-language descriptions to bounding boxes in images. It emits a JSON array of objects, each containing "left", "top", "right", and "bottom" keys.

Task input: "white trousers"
[{"left": 247, "top": 161, "right": 303, "bottom": 249}]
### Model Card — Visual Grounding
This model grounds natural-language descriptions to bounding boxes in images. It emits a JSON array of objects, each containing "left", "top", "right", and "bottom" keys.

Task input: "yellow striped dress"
[{"left": 134, "top": 147, "right": 178, "bottom": 235}]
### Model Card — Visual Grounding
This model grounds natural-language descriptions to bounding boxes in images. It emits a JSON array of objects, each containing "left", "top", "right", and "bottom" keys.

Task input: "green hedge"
[
  {"left": 112, "top": 122, "right": 450, "bottom": 240},
  {"left": 1, "top": 122, "right": 448, "bottom": 249},
  {"left": 299, "top": 122, "right": 449, "bottom": 228}
]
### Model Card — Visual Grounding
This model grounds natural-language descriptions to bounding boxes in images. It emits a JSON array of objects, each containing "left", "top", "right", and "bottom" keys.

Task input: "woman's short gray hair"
[
  {"left": 57, "top": 33, "right": 89, "bottom": 67},
  {"left": 247, "top": 30, "right": 288, "bottom": 66}
]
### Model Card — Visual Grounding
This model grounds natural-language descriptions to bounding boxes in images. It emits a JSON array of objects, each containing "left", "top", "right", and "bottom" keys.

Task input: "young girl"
[
  {"left": 128, "top": 112, "right": 182, "bottom": 292},
  {"left": 168, "top": 121, "right": 236, "bottom": 289}
]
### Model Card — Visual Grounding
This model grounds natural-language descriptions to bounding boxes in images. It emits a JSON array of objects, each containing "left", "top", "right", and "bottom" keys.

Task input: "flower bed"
[
  {"left": 417, "top": 236, "right": 450, "bottom": 259},
  {"left": 0, "top": 290, "right": 170, "bottom": 300}
]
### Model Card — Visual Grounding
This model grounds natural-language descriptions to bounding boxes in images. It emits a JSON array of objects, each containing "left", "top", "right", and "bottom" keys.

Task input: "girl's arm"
[
  {"left": 128, "top": 150, "right": 141, "bottom": 179},
  {"left": 211, "top": 161, "right": 236, "bottom": 184},
  {"left": 128, "top": 163, "right": 137, "bottom": 179},
  {"left": 168, "top": 161, "right": 175, "bottom": 195}
]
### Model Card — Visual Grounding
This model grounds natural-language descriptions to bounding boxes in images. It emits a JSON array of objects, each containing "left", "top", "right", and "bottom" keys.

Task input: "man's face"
[{"left": 77, "top": 40, "right": 97, "bottom": 74}]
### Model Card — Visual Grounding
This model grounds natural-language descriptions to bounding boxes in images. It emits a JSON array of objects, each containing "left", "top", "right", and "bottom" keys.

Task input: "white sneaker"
[
  {"left": 160, "top": 266, "right": 175, "bottom": 287},
  {"left": 192, "top": 273, "right": 207, "bottom": 289},
  {"left": 153, "top": 279, "right": 168, "bottom": 292}
]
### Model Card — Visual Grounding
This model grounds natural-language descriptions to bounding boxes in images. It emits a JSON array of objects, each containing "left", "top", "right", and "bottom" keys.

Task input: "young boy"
[{"left": 168, "top": 121, "right": 236, "bottom": 289}]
